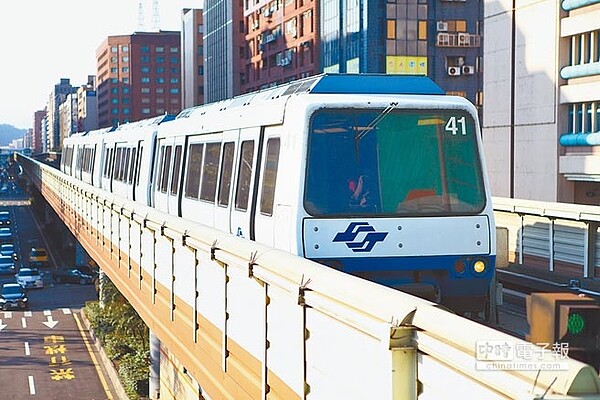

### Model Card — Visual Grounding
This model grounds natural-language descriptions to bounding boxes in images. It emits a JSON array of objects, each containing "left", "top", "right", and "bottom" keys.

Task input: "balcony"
[{"left": 436, "top": 32, "right": 481, "bottom": 48}]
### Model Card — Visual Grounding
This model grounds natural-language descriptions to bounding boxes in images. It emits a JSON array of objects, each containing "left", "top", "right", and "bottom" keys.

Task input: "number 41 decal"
[{"left": 445, "top": 116, "right": 466, "bottom": 135}]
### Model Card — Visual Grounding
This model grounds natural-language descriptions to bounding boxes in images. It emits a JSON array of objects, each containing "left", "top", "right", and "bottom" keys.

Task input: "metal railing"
[{"left": 18, "top": 155, "right": 600, "bottom": 400}]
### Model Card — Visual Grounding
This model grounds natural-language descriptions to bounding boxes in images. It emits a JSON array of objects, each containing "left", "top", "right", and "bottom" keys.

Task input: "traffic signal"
[{"left": 527, "top": 292, "right": 600, "bottom": 355}]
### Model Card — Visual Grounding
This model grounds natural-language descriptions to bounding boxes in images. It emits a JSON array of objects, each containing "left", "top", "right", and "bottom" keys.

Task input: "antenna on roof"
[
  {"left": 151, "top": 0, "right": 161, "bottom": 32},
  {"left": 137, "top": 0, "right": 146, "bottom": 31}
]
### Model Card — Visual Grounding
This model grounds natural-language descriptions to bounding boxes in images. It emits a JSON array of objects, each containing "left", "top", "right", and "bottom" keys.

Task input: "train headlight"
[
  {"left": 453, "top": 259, "right": 466, "bottom": 274},
  {"left": 473, "top": 260, "right": 486, "bottom": 274}
]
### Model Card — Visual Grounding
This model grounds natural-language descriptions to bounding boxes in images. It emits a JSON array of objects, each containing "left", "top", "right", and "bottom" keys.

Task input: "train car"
[
  {"left": 61, "top": 127, "right": 113, "bottom": 185},
  {"left": 63, "top": 74, "right": 496, "bottom": 315}
]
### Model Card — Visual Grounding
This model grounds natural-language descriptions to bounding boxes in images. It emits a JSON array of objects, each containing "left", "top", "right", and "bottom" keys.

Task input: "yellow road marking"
[{"left": 73, "top": 313, "right": 114, "bottom": 399}]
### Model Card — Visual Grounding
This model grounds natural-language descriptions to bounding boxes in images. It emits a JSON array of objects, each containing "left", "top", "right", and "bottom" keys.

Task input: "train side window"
[
  {"left": 200, "top": 143, "right": 221, "bottom": 203},
  {"left": 184, "top": 143, "right": 203, "bottom": 199},
  {"left": 128, "top": 148, "right": 137, "bottom": 184},
  {"left": 114, "top": 148, "right": 122, "bottom": 181},
  {"left": 218, "top": 142, "right": 235, "bottom": 207},
  {"left": 156, "top": 146, "right": 165, "bottom": 190},
  {"left": 235, "top": 140, "right": 255, "bottom": 211},
  {"left": 160, "top": 146, "right": 173, "bottom": 193},
  {"left": 260, "top": 138, "right": 280, "bottom": 216},
  {"left": 135, "top": 146, "right": 144, "bottom": 186},
  {"left": 123, "top": 148, "right": 131, "bottom": 182},
  {"left": 170, "top": 145, "right": 182, "bottom": 195}
]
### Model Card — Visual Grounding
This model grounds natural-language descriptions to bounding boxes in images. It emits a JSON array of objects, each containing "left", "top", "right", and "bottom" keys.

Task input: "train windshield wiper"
[{"left": 354, "top": 102, "right": 398, "bottom": 160}]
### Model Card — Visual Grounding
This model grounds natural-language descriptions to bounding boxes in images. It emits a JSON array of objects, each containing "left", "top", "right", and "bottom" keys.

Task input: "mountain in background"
[{"left": 0, "top": 124, "right": 27, "bottom": 146}]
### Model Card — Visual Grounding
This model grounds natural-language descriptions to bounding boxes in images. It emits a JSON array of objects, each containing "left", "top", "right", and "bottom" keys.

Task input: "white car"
[{"left": 15, "top": 268, "right": 44, "bottom": 289}]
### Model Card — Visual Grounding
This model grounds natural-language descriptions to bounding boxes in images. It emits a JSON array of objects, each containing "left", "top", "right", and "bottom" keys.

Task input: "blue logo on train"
[{"left": 333, "top": 222, "right": 388, "bottom": 252}]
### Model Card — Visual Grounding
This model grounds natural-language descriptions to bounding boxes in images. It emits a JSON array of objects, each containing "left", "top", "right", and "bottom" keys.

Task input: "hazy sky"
[{"left": 0, "top": 0, "right": 203, "bottom": 129}]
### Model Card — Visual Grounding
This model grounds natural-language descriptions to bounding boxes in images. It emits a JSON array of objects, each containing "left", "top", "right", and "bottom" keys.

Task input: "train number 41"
[{"left": 445, "top": 116, "right": 467, "bottom": 135}]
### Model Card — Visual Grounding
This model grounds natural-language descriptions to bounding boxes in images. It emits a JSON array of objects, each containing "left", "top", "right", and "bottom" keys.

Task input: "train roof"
[{"left": 176, "top": 73, "right": 445, "bottom": 120}]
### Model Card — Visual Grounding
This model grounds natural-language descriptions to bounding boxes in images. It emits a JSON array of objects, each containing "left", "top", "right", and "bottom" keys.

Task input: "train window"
[
  {"left": 156, "top": 146, "right": 165, "bottom": 191},
  {"left": 304, "top": 109, "right": 485, "bottom": 216},
  {"left": 135, "top": 147, "right": 144, "bottom": 186},
  {"left": 200, "top": 143, "right": 221, "bottom": 203},
  {"left": 184, "top": 143, "right": 203, "bottom": 199},
  {"left": 218, "top": 142, "right": 235, "bottom": 207},
  {"left": 114, "top": 148, "right": 122, "bottom": 181},
  {"left": 128, "top": 148, "right": 137, "bottom": 184},
  {"left": 235, "top": 140, "right": 255, "bottom": 211},
  {"left": 123, "top": 148, "right": 131, "bottom": 182},
  {"left": 170, "top": 145, "right": 182, "bottom": 195},
  {"left": 260, "top": 138, "right": 281, "bottom": 216},
  {"left": 160, "top": 146, "right": 173, "bottom": 193}
]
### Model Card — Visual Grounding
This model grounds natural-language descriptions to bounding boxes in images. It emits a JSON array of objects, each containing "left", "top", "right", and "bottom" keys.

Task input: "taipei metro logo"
[{"left": 333, "top": 222, "right": 388, "bottom": 253}]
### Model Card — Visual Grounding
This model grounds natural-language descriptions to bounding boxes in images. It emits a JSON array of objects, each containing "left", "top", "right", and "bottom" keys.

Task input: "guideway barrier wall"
[{"left": 18, "top": 154, "right": 600, "bottom": 399}]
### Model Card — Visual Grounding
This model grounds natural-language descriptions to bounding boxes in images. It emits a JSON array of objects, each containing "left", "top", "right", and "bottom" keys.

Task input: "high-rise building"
[
  {"left": 77, "top": 75, "right": 99, "bottom": 132},
  {"left": 47, "top": 78, "right": 76, "bottom": 152},
  {"left": 32, "top": 109, "right": 46, "bottom": 155},
  {"left": 204, "top": 0, "right": 243, "bottom": 102},
  {"left": 182, "top": 8, "right": 205, "bottom": 108},
  {"left": 483, "top": 0, "right": 600, "bottom": 204},
  {"left": 59, "top": 93, "right": 79, "bottom": 140},
  {"left": 96, "top": 31, "right": 182, "bottom": 128}
]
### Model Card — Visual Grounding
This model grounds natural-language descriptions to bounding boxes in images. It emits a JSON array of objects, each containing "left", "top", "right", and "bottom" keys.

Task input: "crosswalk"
[{"left": 0, "top": 308, "right": 74, "bottom": 331}]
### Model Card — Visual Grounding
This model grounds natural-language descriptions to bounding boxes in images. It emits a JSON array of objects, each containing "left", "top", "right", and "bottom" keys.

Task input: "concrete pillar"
[{"left": 149, "top": 330, "right": 161, "bottom": 400}]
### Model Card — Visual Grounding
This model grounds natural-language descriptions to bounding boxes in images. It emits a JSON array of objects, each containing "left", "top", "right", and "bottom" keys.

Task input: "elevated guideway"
[{"left": 17, "top": 154, "right": 600, "bottom": 399}]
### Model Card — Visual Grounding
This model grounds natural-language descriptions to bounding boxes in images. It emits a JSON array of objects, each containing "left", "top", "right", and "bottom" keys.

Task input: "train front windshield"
[{"left": 304, "top": 108, "right": 486, "bottom": 216}]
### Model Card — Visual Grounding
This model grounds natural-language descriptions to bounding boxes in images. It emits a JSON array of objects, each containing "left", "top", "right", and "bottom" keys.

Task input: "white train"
[{"left": 61, "top": 73, "right": 496, "bottom": 315}]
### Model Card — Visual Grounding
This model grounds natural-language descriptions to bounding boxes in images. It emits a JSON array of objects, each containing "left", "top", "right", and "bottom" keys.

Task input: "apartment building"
[
  {"left": 182, "top": 8, "right": 205, "bottom": 108},
  {"left": 96, "top": 31, "right": 182, "bottom": 128},
  {"left": 483, "top": 0, "right": 600, "bottom": 204}
]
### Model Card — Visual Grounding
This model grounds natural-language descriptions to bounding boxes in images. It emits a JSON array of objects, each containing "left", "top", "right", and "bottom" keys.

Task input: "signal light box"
[{"left": 527, "top": 292, "right": 600, "bottom": 368}]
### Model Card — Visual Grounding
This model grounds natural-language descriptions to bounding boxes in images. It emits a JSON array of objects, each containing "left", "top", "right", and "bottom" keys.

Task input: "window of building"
[
  {"left": 387, "top": 20, "right": 396, "bottom": 40},
  {"left": 156, "top": 88, "right": 165, "bottom": 94},
  {"left": 170, "top": 47, "right": 178, "bottom": 53},
  {"left": 123, "top": 87, "right": 130, "bottom": 94},
  {"left": 111, "top": 46, "right": 118, "bottom": 53},
  {"left": 170, "top": 88, "right": 180, "bottom": 94},
  {"left": 197, "top": 45, "right": 203, "bottom": 56},
  {"left": 156, "top": 46, "right": 165, "bottom": 53},
  {"left": 170, "top": 57, "right": 179, "bottom": 64},
  {"left": 111, "top": 88, "right": 119, "bottom": 94},
  {"left": 198, "top": 66, "right": 204, "bottom": 76},
  {"left": 141, "top": 77, "right": 150, "bottom": 83},
  {"left": 111, "top": 57, "right": 118, "bottom": 62},
  {"left": 121, "top": 45, "right": 129, "bottom": 52},
  {"left": 122, "top": 56, "right": 129, "bottom": 62},
  {"left": 142, "top": 98, "right": 150, "bottom": 104},
  {"left": 142, "top": 108, "right": 151, "bottom": 114},
  {"left": 156, "top": 56, "right": 165, "bottom": 63},
  {"left": 111, "top": 98, "right": 119, "bottom": 104},
  {"left": 111, "top": 78, "right": 118, "bottom": 83},
  {"left": 170, "top": 78, "right": 179, "bottom": 84},
  {"left": 122, "top": 67, "right": 129, "bottom": 73},
  {"left": 123, "top": 77, "right": 129, "bottom": 83},
  {"left": 156, "top": 77, "right": 165, "bottom": 84},
  {"left": 156, "top": 67, "right": 165, "bottom": 73},
  {"left": 141, "top": 45, "right": 150, "bottom": 53},
  {"left": 123, "top": 108, "right": 130, "bottom": 114},
  {"left": 141, "top": 56, "right": 150, "bottom": 63},
  {"left": 111, "top": 108, "right": 118, "bottom": 115},
  {"left": 141, "top": 87, "right": 150, "bottom": 93}
]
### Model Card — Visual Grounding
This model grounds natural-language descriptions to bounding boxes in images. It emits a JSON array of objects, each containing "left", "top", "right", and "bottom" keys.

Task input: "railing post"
[
  {"left": 391, "top": 326, "right": 417, "bottom": 400},
  {"left": 584, "top": 222, "right": 597, "bottom": 278}
]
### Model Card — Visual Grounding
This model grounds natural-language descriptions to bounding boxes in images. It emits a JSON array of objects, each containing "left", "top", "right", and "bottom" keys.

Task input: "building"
[
  {"left": 59, "top": 93, "right": 79, "bottom": 140},
  {"left": 32, "top": 110, "right": 46, "bottom": 155},
  {"left": 77, "top": 76, "right": 99, "bottom": 132},
  {"left": 242, "top": 0, "right": 318, "bottom": 92},
  {"left": 182, "top": 8, "right": 205, "bottom": 108},
  {"left": 482, "top": 0, "right": 600, "bottom": 204},
  {"left": 96, "top": 31, "right": 182, "bottom": 128},
  {"left": 47, "top": 79, "right": 76, "bottom": 152},
  {"left": 204, "top": 0, "right": 243, "bottom": 102}
]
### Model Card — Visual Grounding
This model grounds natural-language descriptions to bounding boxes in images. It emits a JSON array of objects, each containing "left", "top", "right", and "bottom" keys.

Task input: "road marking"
[
  {"left": 3, "top": 311, "right": 12, "bottom": 318},
  {"left": 73, "top": 313, "right": 113, "bottom": 399},
  {"left": 28, "top": 376, "right": 35, "bottom": 395},
  {"left": 0, "top": 319, "right": 6, "bottom": 332},
  {"left": 43, "top": 310, "right": 51, "bottom": 316},
  {"left": 62, "top": 308, "right": 72, "bottom": 315},
  {"left": 24, "top": 341, "right": 30, "bottom": 355},
  {"left": 22, "top": 317, "right": 27, "bottom": 328},
  {"left": 24, "top": 311, "right": 32, "bottom": 317},
  {"left": 43, "top": 316, "right": 58, "bottom": 329}
]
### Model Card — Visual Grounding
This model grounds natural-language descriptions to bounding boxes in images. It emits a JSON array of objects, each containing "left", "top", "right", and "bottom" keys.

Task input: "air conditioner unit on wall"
[
  {"left": 448, "top": 66, "right": 461, "bottom": 76},
  {"left": 462, "top": 65, "right": 475, "bottom": 75},
  {"left": 458, "top": 33, "right": 470, "bottom": 46},
  {"left": 437, "top": 21, "right": 448, "bottom": 32}
]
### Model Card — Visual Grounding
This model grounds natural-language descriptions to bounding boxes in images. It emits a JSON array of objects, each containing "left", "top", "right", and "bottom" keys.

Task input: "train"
[{"left": 61, "top": 73, "right": 496, "bottom": 316}]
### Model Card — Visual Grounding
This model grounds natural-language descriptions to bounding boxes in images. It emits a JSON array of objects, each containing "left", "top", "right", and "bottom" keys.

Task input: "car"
[
  {"left": 0, "top": 211, "right": 11, "bottom": 226},
  {"left": 0, "top": 255, "right": 16, "bottom": 275},
  {"left": 0, "top": 283, "right": 28, "bottom": 310},
  {"left": 0, "top": 243, "right": 18, "bottom": 261},
  {"left": 0, "top": 227, "right": 13, "bottom": 244},
  {"left": 28, "top": 247, "right": 49, "bottom": 267},
  {"left": 53, "top": 266, "right": 97, "bottom": 285},
  {"left": 15, "top": 268, "right": 44, "bottom": 289}
]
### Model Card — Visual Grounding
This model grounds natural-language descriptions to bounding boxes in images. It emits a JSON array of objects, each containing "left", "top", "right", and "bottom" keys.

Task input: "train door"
[
  {"left": 230, "top": 127, "right": 261, "bottom": 240},
  {"left": 214, "top": 130, "right": 238, "bottom": 234},
  {"left": 153, "top": 137, "right": 185, "bottom": 216},
  {"left": 253, "top": 131, "right": 282, "bottom": 247}
]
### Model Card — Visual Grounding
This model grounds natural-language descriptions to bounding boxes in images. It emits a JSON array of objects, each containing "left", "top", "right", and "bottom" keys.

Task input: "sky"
[{"left": 0, "top": 0, "right": 203, "bottom": 130}]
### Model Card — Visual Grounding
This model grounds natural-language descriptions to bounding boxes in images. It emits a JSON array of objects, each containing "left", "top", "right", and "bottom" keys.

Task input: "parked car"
[
  {"left": 0, "top": 210, "right": 11, "bottom": 226},
  {"left": 0, "top": 243, "right": 18, "bottom": 261},
  {"left": 15, "top": 268, "right": 44, "bottom": 289},
  {"left": 0, "top": 255, "right": 16, "bottom": 275},
  {"left": 53, "top": 266, "right": 97, "bottom": 285},
  {"left": 28, "top": 247, "right": 48, "bottom": 267},
  {"left": 0, "top": 283, "right": 28, "bottom": 310},
  {"left": 0, "top": 227, "right": 13, "bottom": 244}
]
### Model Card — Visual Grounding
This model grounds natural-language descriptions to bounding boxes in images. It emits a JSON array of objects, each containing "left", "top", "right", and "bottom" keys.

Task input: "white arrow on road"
[
  {"left": 0, "top": 319, "right": 6, "bottom": 332},
  {"left": 42, "top": 315, "right": 58, "bottom": 329}
]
